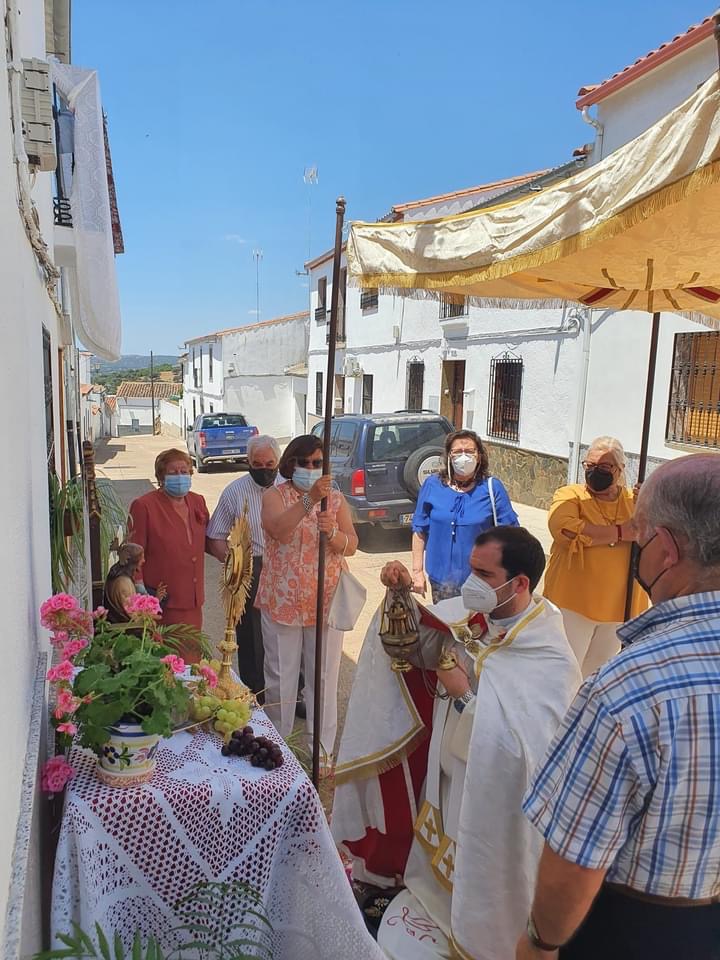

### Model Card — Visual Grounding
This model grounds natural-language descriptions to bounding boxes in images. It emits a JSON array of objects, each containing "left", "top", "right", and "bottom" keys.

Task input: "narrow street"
[{"left": 94, "top": 433, "right": 551, "bottom": 749}]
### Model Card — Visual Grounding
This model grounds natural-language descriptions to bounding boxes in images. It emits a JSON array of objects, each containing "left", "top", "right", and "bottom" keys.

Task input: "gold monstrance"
[{"left": 215, "top": 510, "right": 254, "bottom": 701}]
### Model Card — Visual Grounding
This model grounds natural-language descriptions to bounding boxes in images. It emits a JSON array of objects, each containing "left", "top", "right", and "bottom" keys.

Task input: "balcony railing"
[
  {"left": 439, "top": 293, "right": 468, "bottom": 320},
  {"left": 315, "top": 306, "right": 327, "bottom": 323},
  {"left": 360, "top": 289, "right": 379, "bottom": 310},
  {"left": 54, "top": 195, "right": 72, "bottom": 227}
]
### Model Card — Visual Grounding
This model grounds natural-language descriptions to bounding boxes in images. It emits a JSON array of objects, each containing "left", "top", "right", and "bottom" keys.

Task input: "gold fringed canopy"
[{"left": 347, "top": 73, "right": 720, "bottom": 326}]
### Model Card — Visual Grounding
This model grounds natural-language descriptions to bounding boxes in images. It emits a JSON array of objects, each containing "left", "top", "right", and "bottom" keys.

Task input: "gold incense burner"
[{"left": 379, "top": 586, "right": 420, "bottom": 673}]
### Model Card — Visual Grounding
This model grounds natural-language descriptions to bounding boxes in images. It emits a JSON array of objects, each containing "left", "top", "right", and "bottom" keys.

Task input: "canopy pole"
[
  {"left": 623, "top": 310, "right": 661, "bottom": 620},
  {"left": 312, "top": 196, "right": 346, "bottom": 788}
]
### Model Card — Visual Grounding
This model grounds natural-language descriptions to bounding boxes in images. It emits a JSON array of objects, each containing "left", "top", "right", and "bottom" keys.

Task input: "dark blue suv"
[{"left": 311, "top": 412, "right": 453, "bottom": 528}]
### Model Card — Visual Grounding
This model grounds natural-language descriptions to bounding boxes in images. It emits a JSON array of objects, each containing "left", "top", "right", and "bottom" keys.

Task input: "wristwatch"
[
  {"left": 453, "top": 690, "right": 474, "bottom": 714},
  {"left": 526, "top": 914, "right": 560, "bottom": 952}
]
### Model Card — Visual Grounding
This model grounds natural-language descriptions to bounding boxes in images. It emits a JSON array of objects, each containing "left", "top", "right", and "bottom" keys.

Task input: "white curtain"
[{"left": 50, "top": 62, "right": 122, "bottom": 360}]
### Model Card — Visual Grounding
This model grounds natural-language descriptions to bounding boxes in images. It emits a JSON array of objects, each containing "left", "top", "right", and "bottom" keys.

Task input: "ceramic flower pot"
[{"left": 96, "top": 722, "right": 161, "bottom": 787}]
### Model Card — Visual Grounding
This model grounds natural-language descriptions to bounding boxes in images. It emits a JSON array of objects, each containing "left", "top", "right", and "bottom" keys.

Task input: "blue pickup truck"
[{"left": 186, "top": 413, "right": 258, "bottom": 472}]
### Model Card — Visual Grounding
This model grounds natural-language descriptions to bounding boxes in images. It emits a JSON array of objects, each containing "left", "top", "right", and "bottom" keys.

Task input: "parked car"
[
  {"left": 311, "top": 411, "right": 453, "bottom": 528},
  {"left": 186, "top": 413, "right": 258, "bottom": 472}
]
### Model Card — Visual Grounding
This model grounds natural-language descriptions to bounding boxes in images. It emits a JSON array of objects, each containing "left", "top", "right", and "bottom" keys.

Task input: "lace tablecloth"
[{"left": 51, "top": 710, "right": 383, "bottom": 959}]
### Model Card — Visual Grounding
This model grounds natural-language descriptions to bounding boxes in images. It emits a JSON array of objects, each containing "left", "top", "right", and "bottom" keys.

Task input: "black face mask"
[
  {"left": 249, "top": 467, "right": 277, "bottom": 488},
  {"left": 585, "top": 467, "right": 614, "bottom": 492},
  {"left": 632, "top": 531, "right": 672, "bottom": 596}
]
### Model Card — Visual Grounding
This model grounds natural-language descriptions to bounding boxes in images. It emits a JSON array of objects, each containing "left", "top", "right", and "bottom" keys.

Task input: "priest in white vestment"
[{"left": 332, "top": 526, "right": 582, "bottom": 960}]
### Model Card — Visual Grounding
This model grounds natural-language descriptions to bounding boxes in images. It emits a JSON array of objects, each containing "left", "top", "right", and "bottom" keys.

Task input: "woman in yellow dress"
[{"left": 543, "top": 436, "right": 649, "bottom": 677}]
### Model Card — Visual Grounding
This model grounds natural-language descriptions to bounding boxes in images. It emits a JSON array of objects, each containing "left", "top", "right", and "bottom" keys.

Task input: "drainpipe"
[
  {"left": 569, "top": 309, "right": 592, "bottom": 483},
  {"left": 581, "top": 107, "right": 604, "bottom": 162}
]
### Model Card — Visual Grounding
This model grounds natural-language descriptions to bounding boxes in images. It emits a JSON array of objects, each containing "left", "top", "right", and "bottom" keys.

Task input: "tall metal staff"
[{"left": 312, "top": 196, "right": 346, "bottom": 787}]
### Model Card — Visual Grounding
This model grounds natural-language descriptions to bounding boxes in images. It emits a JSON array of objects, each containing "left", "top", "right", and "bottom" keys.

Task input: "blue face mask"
[
  {"left": 293, "top": 466, "right": 322, "bottom": 491},
  {"left": 164, "top": 474, "right": 192, "bottom": 497}
]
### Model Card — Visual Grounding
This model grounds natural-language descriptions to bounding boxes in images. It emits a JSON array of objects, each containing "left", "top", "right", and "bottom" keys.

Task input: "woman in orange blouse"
[
  {"left": 543, "top": 436, "right": 649, "bottom": 677},
  {"left": 257, "top": 434, "right": 358, "bottom": 768},
  {"left": 129, "top": 448, "right": 210, "bottom": 660}
]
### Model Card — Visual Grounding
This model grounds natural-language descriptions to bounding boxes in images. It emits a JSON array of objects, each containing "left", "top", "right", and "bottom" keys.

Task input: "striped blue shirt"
[
  {"left": 523, "top": 591, "right": 720, "bottom": 899},
  {"left": 206, "top": 474, "right": 270, "bottom": 556}
]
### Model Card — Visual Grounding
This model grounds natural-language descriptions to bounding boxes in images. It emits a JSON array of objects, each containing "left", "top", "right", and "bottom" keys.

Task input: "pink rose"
[
  {"left": 56, "top": 721, "right": 77, "bottom": 736},
  {"left": 161, "top": 654, "right": 186, "bottom": 674},
  {"left": 47, "top": 660, "right": 75, "bottom": 683},
  {"left": 92, "top": 606, "right": 108, "bottom": 620},
  {"left": 198, "top": 665, "right": 218, "bottom": 688},
  {"left": 40, "top": 755, "right": 75, "bottom": 794}
]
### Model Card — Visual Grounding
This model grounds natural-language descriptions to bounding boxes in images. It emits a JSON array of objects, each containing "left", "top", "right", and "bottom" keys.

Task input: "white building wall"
[
  {"left": 0, "top": 2, "right": 62, "bottom": 951},
  {"left": 117, "top": 397, "right": 154, "bottom": 434},
  {"left": 578, "top": 34, "right": 718, "bottom": 474},
  {"left": 160, "top": 398, "right": 183, "bottom": 438}
]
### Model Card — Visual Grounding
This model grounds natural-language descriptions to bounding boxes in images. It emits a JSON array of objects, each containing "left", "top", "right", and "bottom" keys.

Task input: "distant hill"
[{"left": 93, "top": 354, "right": 179, "bottom": 373}]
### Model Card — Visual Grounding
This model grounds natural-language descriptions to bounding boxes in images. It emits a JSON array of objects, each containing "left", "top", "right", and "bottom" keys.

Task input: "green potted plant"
[
  {"left": 43, "top": 593, "right": 211, "bottom": 787},
  {"left": 48, "top": 472, "right": 85, "bottom": 594}
]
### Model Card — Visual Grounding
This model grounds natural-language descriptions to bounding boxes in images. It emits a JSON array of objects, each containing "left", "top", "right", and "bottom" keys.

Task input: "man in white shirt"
[{"left": 206, "top": 434, "right": 280, "bottom": 699}]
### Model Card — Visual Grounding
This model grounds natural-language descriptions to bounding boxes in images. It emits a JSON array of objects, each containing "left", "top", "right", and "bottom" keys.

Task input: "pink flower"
[
  {"left": 55, "top": 688, "right": 79, "bottom": 716},
  {"left": 56, "top": 721, "right": 77, "bottom": 736},
  {"left": 198, "top": 665, "right": 218, "bottom": 688},
  {"left": 161, "top": 654, "right": 186, "bottom": 674},
  {"left": 125, "top": 594, "right": 162, "bottom": 618},
  {"left": 47, "top": 660, "right": 75, "bottom": 683},
  {"left": 40, "top": 755, "right": 75, "bottom": 794},
  {"left": 92, "top": 606, "right": 108, "bottom": 620},
  {"left": 60, "top": 638, "right": 88, "bottom": 660},
  {"left": 49, "top": 630, "right": 69, "bottom": 648}
]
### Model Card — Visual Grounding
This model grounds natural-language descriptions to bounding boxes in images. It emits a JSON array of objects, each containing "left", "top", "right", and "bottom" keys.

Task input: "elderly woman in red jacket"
[{"left": 129, "top": 448, "right": 210, "bottom": 658}]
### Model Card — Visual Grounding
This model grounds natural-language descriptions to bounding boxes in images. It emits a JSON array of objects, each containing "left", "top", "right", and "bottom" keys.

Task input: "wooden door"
[{"left": 440, "top": 360, "right": 465, "bottom": 429}]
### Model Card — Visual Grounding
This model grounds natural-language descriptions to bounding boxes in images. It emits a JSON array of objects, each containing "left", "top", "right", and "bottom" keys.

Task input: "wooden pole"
[
  {"left": 82, "top": 440, "right": 104, "bottom": 609},
  {"left": 623, "top": 310, "right": 661, "bottom": 620},
  {"left": 312, "top": 196, "right": 346, "bottom": 788},
  {"left": 150, "top": 350, "right": 156, "bottom": 435}
]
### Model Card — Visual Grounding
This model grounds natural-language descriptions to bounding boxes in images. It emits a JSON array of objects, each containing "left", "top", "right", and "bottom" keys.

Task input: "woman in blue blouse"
[{"left": 411, "top": 429, "right": 519, "bottom": 602}]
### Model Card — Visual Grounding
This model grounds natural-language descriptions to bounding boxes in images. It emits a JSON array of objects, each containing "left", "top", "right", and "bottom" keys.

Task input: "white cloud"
[{"left": 224, "top": 234, "right": 247, "bottom": 245}]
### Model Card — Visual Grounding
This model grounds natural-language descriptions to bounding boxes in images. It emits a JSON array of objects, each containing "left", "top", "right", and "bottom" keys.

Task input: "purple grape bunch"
[{"left": 220, "top": 725, "right": 284, "bottom": 771}]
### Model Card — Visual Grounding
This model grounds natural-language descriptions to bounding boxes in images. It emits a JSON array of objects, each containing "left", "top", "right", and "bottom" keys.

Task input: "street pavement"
[{"left": 94, "top": 434, "right": 551, "bottom": 753}]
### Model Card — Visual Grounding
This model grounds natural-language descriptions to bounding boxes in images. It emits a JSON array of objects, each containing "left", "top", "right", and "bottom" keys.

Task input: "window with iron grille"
[
  {"left": 315, "top": 371, "right": 323, "bottom": 416},
  {"left": 315, "top": 276, "right": 327, "bottom": 322},
  {"left": 407, "top": 361, "right": 424, "bottom": 411},
  {"left": 666, "top": 332, "right": 720, "bottom": 448},
  {"left": 362, "top": 374, "right": 373, "bottom": 414},
  {"left": 327, "top": 269, "right": 348, "bottom": 344},
  {"left": 439, "top": 293, "right": 467, "bottom": 320},
  {"left": 360, "top": 288, "right": 379, "bottom": 310},
  {"left": 487, "top": 353, "right": 523, "bottom": 442},
  {"left": 208, "top": 345, "right": 213, "bottom": 382}
]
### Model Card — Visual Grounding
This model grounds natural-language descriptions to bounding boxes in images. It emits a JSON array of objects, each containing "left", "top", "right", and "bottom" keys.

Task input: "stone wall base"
[{"left": 485, "top": 441, "right": 568, "bottom": 510}]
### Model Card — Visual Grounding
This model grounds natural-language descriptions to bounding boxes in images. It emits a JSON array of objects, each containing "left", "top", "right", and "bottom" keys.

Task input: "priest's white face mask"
[{"left": 461, "top": 573, "right": 516, "bottom": 615}]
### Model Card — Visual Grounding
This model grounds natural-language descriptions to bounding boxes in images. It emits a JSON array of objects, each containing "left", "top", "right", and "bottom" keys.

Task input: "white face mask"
[
  {"left": 451, "top": 453, "right": 477, "bottom": 477},
  {"left": 461, "top": 573, "right": 515, "bottom": 614}
]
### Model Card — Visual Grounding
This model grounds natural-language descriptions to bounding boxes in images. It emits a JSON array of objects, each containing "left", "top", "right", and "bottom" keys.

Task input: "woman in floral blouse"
[{"left": 257, "top": 434, "right": 358, "bottom": 771}]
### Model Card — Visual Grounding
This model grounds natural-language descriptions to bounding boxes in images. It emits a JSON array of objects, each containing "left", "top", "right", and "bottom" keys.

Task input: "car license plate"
[
  {"left": 400, "top": 513, "right": 413, "bottom": 525},
  {"left": 222, "top": 448, "right": 241, "bottom": 455}
]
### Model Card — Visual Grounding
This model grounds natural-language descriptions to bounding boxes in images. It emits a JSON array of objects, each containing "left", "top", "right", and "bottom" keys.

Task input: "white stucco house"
[
  {"left": 1, "top": 0, "right": 123, "bottom": 950},
  {"left": 308, "top": 13, "right": 718, "bottom": 507},
  {"left": 116, "top": 380, "right": 179, "bottom": 436},
  {"left": 182, "top": 312, "right": 309, "bottom": 443}
]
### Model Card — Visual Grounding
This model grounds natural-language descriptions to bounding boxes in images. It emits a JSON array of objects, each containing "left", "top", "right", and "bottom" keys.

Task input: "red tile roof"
[
  {"left": 116, "top": 381, "right": 179, "bottom": 399},
  {"left": 576, "top": 15, "right": 717, "bottom": 109},
  {"left": 80, "top": 383, "right": 92, "bottom": 396},
  {"left": 184, "top": 311, "right": 310, "bottom": 346},
  {"left": 105, "top": 396, "right": 117, "bottom": 413},
  {"left": 389, "top": 170, "right": 549, "bottom": 217}
]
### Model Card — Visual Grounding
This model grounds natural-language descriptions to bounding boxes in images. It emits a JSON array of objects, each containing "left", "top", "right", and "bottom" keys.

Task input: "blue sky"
[{"left": 73, "top": 1, "right": 712, "bottom": 355}]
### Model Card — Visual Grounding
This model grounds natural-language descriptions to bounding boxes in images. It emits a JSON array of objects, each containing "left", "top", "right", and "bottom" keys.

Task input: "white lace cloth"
[{"left": 51, "top": 710, "right": 383, "bottom": 959}]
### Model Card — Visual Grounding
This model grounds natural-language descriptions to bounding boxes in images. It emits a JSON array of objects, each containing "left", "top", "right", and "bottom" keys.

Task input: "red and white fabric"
[{"left": 51, "top": 710, "right": 383, "bottom": 959}]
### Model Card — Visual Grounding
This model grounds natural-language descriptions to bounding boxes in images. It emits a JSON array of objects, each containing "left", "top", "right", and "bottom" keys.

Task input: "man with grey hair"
[
  {"left": 517, "top": 454, "right": 720, "bottom": 960},
  {"left": 206, "top": 434, "right": 281, "bottom": 698}
]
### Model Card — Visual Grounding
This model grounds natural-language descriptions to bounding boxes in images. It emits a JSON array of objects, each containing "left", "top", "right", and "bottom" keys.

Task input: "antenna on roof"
[
  {"left": 303, "top": 165, "right": 319, "bottom": 267},
  {"left": 252, "top": 248, "right": 263, "bottom": 322}
]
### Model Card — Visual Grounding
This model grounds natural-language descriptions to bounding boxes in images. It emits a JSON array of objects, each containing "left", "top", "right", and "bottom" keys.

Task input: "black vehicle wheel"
[
  {"left": 402, "top": 444, "right": 445, "bottom": 498},
  {"left": 196, "top": 457, "right": 208, "bottom": 474}
]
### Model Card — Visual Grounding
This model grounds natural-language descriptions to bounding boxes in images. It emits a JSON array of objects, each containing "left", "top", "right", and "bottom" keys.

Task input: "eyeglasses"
[
  {"left": 582, "top": 461, "right": 615, "bottom": 474},
  {"left": 297, "top": 458, "right": 323, "bottom": 468}
]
